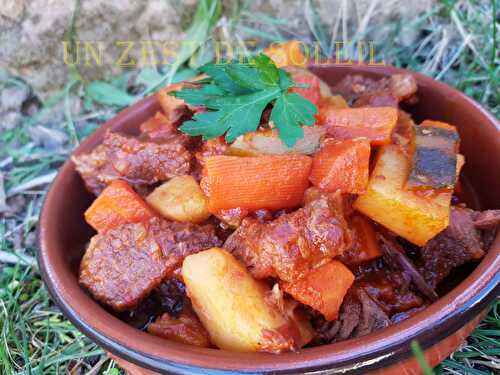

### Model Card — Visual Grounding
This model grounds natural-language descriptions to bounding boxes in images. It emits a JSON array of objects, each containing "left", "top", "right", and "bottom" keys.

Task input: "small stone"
[
  {"left": 27, "top": 125, "right": 69, "bottom": 150},
  {"left": 1, "top": 111, "right": 22, "bottom": 131},
  {"left": 0, "top": 0, "right": 25, "bottom": 20},
  {"left": 0, "top": 86, "right": 30, "bottom": 112}
]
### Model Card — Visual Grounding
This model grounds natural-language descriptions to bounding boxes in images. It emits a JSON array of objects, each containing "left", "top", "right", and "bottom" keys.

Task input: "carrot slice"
[
  {"left": 285, "top": 67, "right": 322, "bottom": 107},
  {"left": 309, "top": 138, "right": 371, "bottom": 194},
  {"left": 84, "top": 180, "right": 156, "bottom": 233},
  {"left": 343, "top": 213, "right": 382, "bottom": 264},
  {"left": 319, "top": 107, "right": 398, "bottom": 145},
  {"left": 282, "top": 260, "right": 354, "bottom": 321},
  {"left": 203, "top": 155, "right": 312, "bottom": 212}
]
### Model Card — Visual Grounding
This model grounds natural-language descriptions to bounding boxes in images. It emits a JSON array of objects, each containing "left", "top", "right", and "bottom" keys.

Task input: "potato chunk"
[
  {"left": 354, "top": 145, "right": 452, "bottom": 246},
  {"left": 146, "top": 175, "right": 210, "bottom": 224},
  {"left": 182, "top": 248, "right": 301, "bottom": 353}
]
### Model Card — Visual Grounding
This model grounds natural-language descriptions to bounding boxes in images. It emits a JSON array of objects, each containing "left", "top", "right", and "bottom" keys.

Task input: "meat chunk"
[
  {"left": 79, "top": 217, "right": 220, "bottom": 311},
  {"left": 472, "top": 209, "right": 500, "bottom": 230},
  {"left": 378, "top": 232, "right": 438, "bottom": 301},
  {"left": 391, "top": 110, "right": 415, "bottom": 150},
  {"left": 356, "top": 268, "right": 424, "bottom": 316},
  {"left": 73, "top": 130, "right": 191, "bottom": 195},
  {"left": 311, "top": 285, "right": 390, "bottom": 344},
  {"left": 353, "top": 288, "right": 391, "bottom": 337},
  {"left": 148, "top": 307, "right": 211, "bottom": 347},
  {"left": 79, "top": 220, "right": 169, "bottom": 312},
  {"left": 331, "top": 74, "right": 417, "bottom": 107},
  {"left": 224, "top": 192, "right": 352, "bottom": 282},
  {"left": 119, "top": 278, "right": 187, "bottom": 329},
  {"left": 139, "top": 112, "right": 191, "bottom": 144},
  {"left": 419, "top": 206, "right": 486, "bottom": 288},
  {"left": 153, "top": 278, "right": 187, "bottom": 318},
  {"left": 192, "top": 136, "right": 228, "bottom": 181},
  {"left": 72, "top": 144, "right": 115, "bottom": 196},
  {"left": 149, "top": 217, "right": 222, "bottom": 271}
]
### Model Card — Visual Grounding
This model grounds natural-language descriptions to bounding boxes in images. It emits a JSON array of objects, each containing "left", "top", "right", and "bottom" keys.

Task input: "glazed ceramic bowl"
[{"left": 38, "top": 64, "right": 500, "bottom": 374}]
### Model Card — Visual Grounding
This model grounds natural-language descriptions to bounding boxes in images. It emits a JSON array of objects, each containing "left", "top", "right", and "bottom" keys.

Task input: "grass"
[{"left": 0, "top": 0, "right": 498, "bottom": 373}]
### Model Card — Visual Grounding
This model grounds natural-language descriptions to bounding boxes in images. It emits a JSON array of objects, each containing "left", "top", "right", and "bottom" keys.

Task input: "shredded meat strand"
[{"left": 378, "top": 232, "right": 438, "bottom": 301}]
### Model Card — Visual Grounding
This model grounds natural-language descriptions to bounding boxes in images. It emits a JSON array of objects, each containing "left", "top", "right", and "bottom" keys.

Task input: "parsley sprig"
[{"left": 171, "top": 54, "right": 317, "bottom": 147}]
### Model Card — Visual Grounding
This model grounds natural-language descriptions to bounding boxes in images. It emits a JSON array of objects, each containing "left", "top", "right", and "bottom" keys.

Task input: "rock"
[
  {"left": 0, "top": 0, "right": 190, "bottom": 98},
  {"left": 0, "top": 85, "right": 30, "bottom": 112},
  {"left": 1, "top": 111, "right": 23, "bottom": 131},
  {"left": 0, "top": 0, "right": 25, "bottom": 21},
  {"left": 27, "top": 125, "right": 69, "bottom": 150},
  {"left": 36, "top": 94, "right": 82, "bottom": 126}
]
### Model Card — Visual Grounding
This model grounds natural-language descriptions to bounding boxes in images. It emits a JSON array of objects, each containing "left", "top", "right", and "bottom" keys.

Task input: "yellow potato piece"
[
  {"left": 182, "top": 248, "right": 299, "bottom": 352},
  {"left": 146, "top": 175, "right": 210, "bottom": 224},
  {"left": 354, "top": 145, "right": 452, "bottom": 246}
]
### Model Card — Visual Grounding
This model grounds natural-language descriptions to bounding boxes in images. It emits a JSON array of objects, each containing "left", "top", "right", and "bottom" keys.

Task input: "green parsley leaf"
[
  {"left": 277, "top": 69, "right": 295, "bottom": 91},
  {"left": 180, "top": 87, "right": 281, "bottom": 141},
  {"left": 173, "top": 84, "right": 225, "bottom": 106},
  {"left": 173, "top": 53, "right": 318, "bottom": 146},
  {"left": 270, "top": 92, "right": 317, "bottom": 147}
]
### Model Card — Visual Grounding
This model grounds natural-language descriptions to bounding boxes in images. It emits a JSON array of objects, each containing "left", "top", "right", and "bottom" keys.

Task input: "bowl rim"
[{"left": 38, "top": 62, "right": 500, "bottom": 374}]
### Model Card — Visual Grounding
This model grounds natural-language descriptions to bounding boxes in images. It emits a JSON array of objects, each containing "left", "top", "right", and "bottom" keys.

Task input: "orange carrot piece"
[
  {"left": 347, "top": 213, "right": 382, "bottom": 264},
  {"left": 282, "top": 260, "right": 354, "bottom": 321},
  {"left": 84, "top": 180, "right": 156, "bottom": 233},
  {"left": 319, "top": 107, "right": 398, "bottom": 145},
  {"left": 309, "top": 138, "right": 371, "bottom": 194},
  {"left": 203, "top": 155, "right": 312, "bottom": 212},
  {"left": 285, "top": 67, "right": 322, "bottom": 107}
]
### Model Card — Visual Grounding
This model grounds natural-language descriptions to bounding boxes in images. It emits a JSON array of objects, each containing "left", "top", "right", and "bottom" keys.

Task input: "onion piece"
[{"left": 229, "top": 126, "right": 326, "bottom": 156}]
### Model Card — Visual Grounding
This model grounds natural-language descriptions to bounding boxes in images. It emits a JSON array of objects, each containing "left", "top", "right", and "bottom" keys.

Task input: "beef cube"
[
  {"left": 224, "top": 191, "right": 352, "bottom": 282},
  {"left": 79, "top": 217, "right": 221, "bottom": 311},
  {"left": 79, "top": 220, "right": 169, "bottom": 312},
  {"left": 148, "top": 308, "right": 211, "bottom": 347},
  {"left": 419, "top": 206, "right": 485, "bottom": 288},
  {"left": 73, "top": 130, "right": 191, "bottom": 195}
]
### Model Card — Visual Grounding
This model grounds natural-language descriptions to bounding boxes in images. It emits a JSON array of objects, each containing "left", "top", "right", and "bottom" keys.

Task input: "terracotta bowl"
[{"left": 38, "top": 64, "right": 500, "bottom": 374}]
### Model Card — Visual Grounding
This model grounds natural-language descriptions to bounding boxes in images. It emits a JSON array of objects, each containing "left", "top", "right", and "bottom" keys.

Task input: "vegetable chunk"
[
  {"left": 229, "top": 127, "right": 325, "bottom": 156},
  {"left": 284, "top": 66, "right": 322, "bottom": 107},
  {"left": 309, "top": 138, "right": 371, "bottom": 193},
  {"left": 406, "top": 120, "right": 460, "bottom": 192},
  {"left": 282, "top": 260, "right": 355, "bottom": 321},
  {"left": 182, "top": 248, "right": 303, "bottom": 352},
  {"left": 354, "top": 145, "right": 452, "bottom": 246},
  {"left": 340, "top": 213, "right": 382, "bottom": 265},
  {"left": 203, "top": 155, "right": 312, "bottom": 212},
  {"left": 320, "top": 107, "right": 398, "bottom": 145},
  {"left": 146, "top": 175, "right": 210, "bottom": 224},
  {"left": 84, "top": 180, "right": 155, "bottom": 233}
]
